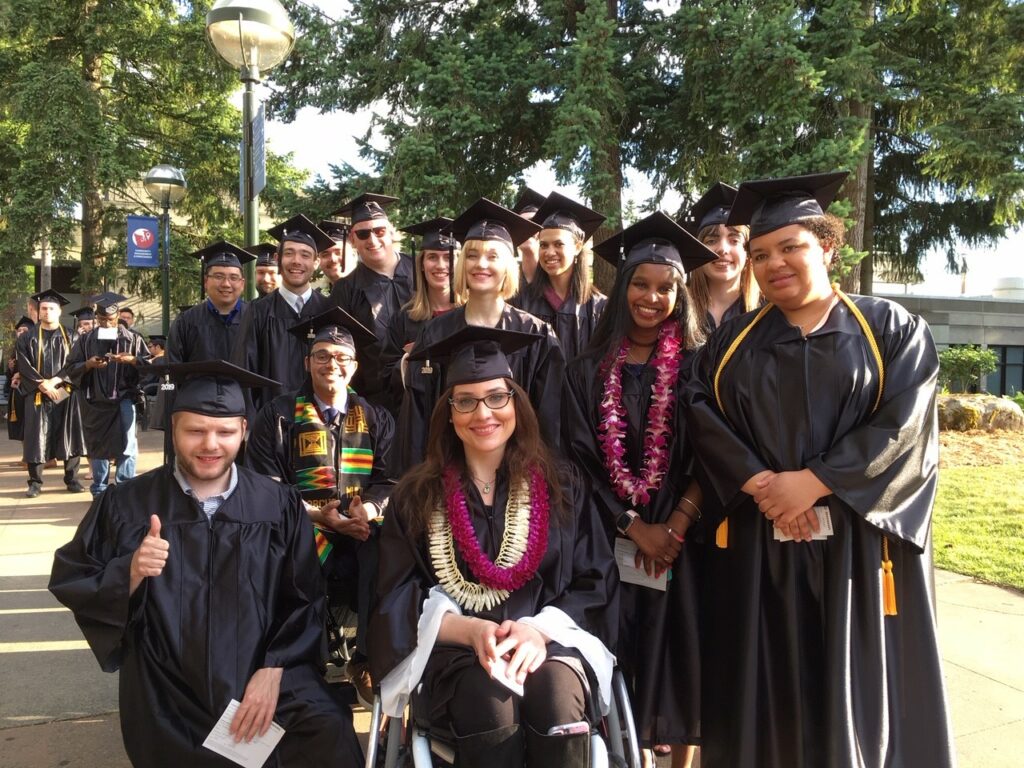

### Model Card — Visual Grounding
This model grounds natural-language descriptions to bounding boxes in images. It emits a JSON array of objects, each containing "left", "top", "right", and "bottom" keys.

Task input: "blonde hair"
[
  {"left": 454, "top": 238, "right": 519, "bottom": 301},
  {"left": 405, "top": 247, "right": 464, "bottom": 322},
  {"left": 687, "top": 224, "right": 760, "bottom": 330}
]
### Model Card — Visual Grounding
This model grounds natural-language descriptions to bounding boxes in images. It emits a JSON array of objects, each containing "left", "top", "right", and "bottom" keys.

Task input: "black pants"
[
  {"left": 27, "top": 456, "right": 80, "bottom": 486},
  {"left": 445, "top": 658, "right": 587, "bottom": 737}
]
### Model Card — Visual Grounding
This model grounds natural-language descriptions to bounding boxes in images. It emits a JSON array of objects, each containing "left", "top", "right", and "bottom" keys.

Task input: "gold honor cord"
[
  {"left": 709, "top": 289, "right": 896, "bottom": 615},
  {"left": 33, "top": 324, "right": 70, "bottom": 406}
]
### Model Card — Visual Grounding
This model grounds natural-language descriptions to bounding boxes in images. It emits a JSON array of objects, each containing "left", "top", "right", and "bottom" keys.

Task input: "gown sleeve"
[
  {"left": 530, "top": 326, "right": 566, "bottom": 453},
  {"left": 803, "top": 311, "right": 939, "bottom": 551},
  {"left": 61, "top": 334, "right": 90, "bottom": 388},
  {"left": 245, "top": 400, "right": 289, "bottom": 481},
  {"left": 262, "top": 487, "right": 330, "bottom": 669},
  {"left": 561, "top": 358, "right": 629, "bottom": 529},
  {"left": 16, "top": 333, "right": 44, "bottom": 390},
  {"left": 366, "top": 495, "right": 430, "bottom": 682},
  {"left": 49, "top": 491, "right": 145, "bottom": 672},
  {"left": 362, "top": 402, "right": 396, "bottom": 508}
]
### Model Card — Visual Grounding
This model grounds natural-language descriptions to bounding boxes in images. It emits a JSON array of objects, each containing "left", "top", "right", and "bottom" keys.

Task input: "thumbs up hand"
[{"left": 129, "top": 515, "right": 169, "bottom": 595}]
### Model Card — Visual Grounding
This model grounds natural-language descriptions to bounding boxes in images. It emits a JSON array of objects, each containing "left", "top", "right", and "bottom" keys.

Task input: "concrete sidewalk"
[{"left": 0, "top": 428, "right": 1021, "bottom": 766}]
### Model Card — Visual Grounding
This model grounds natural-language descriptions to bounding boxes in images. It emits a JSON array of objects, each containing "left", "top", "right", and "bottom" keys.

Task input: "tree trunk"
[
  {"left": 78, "top": 2, "right": 103, "bottom": 296},
  {"left": 860, "top": 139, "right": 876, "bottom": 296},
  {"left": 840, "top": 98, "right": 873, "bottom": 294}
]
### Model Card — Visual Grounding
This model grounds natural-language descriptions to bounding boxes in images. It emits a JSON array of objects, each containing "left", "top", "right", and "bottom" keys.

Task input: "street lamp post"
[
  {"left": 206, "top": 0, "right": 295, "bottom": 300},
  {"left": 143, "top": 164, "right": 187, "bottom": 335}
]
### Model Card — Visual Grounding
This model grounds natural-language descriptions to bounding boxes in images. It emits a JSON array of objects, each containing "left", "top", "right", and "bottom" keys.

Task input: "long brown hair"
[
  {"left": 404, "top": 247, "right": 464, "bottom": 323},
  {"left": 687, "top": 224, "right": 760, "bottom": 332},
  {"left": 395, "top": 378, "right": 565, "bottom": 537},
  {"left": 524, "top": 229, "right": 598, "bottom": 305}
]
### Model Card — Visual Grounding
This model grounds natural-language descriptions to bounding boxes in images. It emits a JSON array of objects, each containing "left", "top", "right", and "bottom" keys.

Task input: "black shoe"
[
  {"left": 25, "top": 483, "right": 41, "bottom": 498},
  {"left": 66, "top": 480, "right": 86, "bottom": 493}
]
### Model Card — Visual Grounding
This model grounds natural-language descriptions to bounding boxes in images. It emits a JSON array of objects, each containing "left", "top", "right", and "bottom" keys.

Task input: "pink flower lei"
[
  {"left": 442, "top": 465, "right": 550, "bottom": 592},
  {"left": 597, "top": 323, "right": 682, "bottom": 506}
]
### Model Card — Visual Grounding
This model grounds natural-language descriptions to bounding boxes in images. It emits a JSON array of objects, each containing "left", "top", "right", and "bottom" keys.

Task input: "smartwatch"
[{"left": 615, "top": 509, "right": 639, "bottom": 535}]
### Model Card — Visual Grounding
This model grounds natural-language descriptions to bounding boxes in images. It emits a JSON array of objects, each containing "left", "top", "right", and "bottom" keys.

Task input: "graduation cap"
[
  {"left": 686, "top": 182, "right": 738, "bottom": 235},
  {"left": 533, "top": 192, "right": 606, "bottom": 243},
  {"left": 146, "top": 360, "right": 279, "bottom": 418},
  {"left": 69, "top": 307, "right": 95, "bottom": 322},
  {"left": 318, "top": 220, "right": 350, "bottom": 242},
  {"left": 89, "top": 291, "right": 128, "bottom": 316},
  {"left": 190, "top": 241, "right": 255, "bottom": 273},
  {"left": 31, "top": 288, "right": 70, "bottom": 307},
  {"left": 409, "top": 325, "right": 543, "bottom": 389},
  {"left": 402, "top": 217, "right": 458, "bottom": 252},
  {"left": 594, "top": 211, "right": 717, "bottom": 276},
  {"left": 267, "top": 214, "right": 335, "bottom": 253},
  {"left": 511, "top": 187, "right": 547, "bottom": 216},
  {"left": 148, "top": 335, "right": 167, "bottom": 347},
  {"left": 448, "top": 198, "right": 541, "bottom": 249},
  {"left": 726, "top": 171, "right": 848, "bottom": 240},
  {"left": 287, "top": 306, "right": 376, "bottom": 354},
  {"left": 14, "top": 315, "right": 34, "bottom": 330},
  {"left": 246, "top": 243, "right": 279, "bottom": 267},
  {"left": 331, "top": 193, "right": 399, "bottom": 224}
]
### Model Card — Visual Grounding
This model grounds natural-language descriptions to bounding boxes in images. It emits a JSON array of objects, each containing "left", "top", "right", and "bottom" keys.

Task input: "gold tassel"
[
  {"left": 715, "top": 518, "right": 729, "bottom": 549},
  {"left": 882, "top": 537, "right": 897, "bottom": 616},
  {"left": 34, "top": 392, "right": 41, "bottom": 406}
]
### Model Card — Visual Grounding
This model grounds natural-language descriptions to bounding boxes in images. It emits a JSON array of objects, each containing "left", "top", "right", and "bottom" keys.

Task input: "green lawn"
[{"left": 932, "top": 464, "right": 1024, "bottom": 591}]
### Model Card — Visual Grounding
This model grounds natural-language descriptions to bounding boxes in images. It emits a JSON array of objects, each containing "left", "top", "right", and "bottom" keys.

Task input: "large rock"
[{"left": 938, "top": 394, "right": 1024, "bottom": 432}]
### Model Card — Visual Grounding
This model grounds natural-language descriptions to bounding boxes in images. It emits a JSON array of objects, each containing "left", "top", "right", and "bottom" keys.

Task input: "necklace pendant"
[{"left": 483, "top": 481, "right": 492, "bottom": 493}]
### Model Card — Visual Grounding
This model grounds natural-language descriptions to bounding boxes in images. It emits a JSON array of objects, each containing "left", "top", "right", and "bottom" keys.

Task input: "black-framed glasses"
[
  {"left": 353, "top": 226, "right": 388, "bottom": 241},
  {"left": 311, "top": 350, "right": 356, "bottom": 366},
  {"left": 448, "top": 390, "right": 515, "bottom": 413}
]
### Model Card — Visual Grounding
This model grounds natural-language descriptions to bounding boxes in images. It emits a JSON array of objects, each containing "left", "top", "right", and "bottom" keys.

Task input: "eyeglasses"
[
  {"left": 449, "top": 390, "right": 515, "bottom": 413},
  {"left": 311, "top": 350, "right": 356, "bottom": 366},
  {"left": 206, "top": 272, "right": 243, "bottom": 283},
  {"left": 353, "top": 226, "right": 388, "bottom": 241}
]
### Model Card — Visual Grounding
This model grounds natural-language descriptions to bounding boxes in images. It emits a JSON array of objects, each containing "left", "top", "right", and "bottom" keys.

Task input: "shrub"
[{"left": 938, "top": 345, "right": 999, "bottom": 393}]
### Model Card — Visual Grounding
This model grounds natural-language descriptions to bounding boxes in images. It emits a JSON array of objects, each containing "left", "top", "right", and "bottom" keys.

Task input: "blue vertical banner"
[{"left": 127, "top": 215, "right": 160, "bottom": 268}]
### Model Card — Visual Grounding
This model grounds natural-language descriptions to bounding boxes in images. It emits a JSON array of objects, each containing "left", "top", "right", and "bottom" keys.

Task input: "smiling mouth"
[
  {"left": 633, "top": 304, "right": 662, "bottom": 317},
  {"left": 470, "top": 423, "right": 500, "bottom": 435}
]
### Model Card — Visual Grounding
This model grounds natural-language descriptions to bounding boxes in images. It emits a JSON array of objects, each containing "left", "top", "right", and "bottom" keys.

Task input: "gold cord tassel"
[
  {"left": 715, "top": 518, "right": 729, "bottom": 549},
  {"left": 882, "top": 536, "right": 897, "bottom": 616},
  {"left": 34, "top": 392, "right": 41, "bottom": 406}
]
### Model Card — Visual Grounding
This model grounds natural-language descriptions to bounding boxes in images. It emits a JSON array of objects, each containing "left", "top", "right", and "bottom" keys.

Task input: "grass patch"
[{"left": 932, "top": 464, "right": 1024, "bottom": 591}]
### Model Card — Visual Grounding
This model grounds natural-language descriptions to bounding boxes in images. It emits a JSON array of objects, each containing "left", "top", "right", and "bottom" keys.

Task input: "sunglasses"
[{"left": 353, "top": 226, "right": 388, "bottom": 241}]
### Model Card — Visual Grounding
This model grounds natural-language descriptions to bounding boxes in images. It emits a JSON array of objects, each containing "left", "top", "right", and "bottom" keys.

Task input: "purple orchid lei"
[
  {"left": 442, "top": 465, "right": 550, "bottom": 592},
  {"left": 597, "top": 323, "right": 682, "bottom": 506}
]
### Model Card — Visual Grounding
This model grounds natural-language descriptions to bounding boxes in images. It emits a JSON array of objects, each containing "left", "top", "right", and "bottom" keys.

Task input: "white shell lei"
[{"left": 428, "top": 477, "right": 533, "bottom": 612}]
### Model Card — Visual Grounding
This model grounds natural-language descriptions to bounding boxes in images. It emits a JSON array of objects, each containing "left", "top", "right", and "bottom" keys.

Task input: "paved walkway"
[{"left": 0, "top": 429, "right": 1020, "bottom": 766}]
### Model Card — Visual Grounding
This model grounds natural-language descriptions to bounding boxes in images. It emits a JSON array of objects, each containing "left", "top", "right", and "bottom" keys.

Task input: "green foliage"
[
  {"left": 938, "top": 345, "right": 999, "bottom": 392},
  {"left": 270, "top": 0, "right": 1023, "bottom": 287},
  {"left": 0, "top": 0, "right": 307, "bottom": 315},
  {"left": 1007, "top": 392, "right": 1024, "bottom": 411}
]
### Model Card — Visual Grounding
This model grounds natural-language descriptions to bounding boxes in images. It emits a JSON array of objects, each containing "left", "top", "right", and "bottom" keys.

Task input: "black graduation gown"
[
  {"left": 391, "top": 306, "right": 565, "bottom": 476},
  {"left": 683, "top": 295, "right": 955, "bottom": 768},
  {"left": 48, "top": 465, "right": 362, "bottom": 768},
  {"left": 5, "top": 352, "right": 24, "bottom": 441},
  {"left": 167, "top": 300, "right": 249, "bottom": 365},
  {"left": 512, "top": 286, "right": 607, "bottom": 364},
  {"left": 701, "top": 296, "right": 747, "bottom": 336},
  {"left": 562, "top": 345, "right": 701, "bottom": 746},
  {"left": 232, "top": 290, "right": 331, "bottom": 414},
  {"left": 63, "top": 327, "right": 150, "bottom": 458},
  {"left": 16, "top": 327, "right": 86, "bottom": 464},
  {"left": 367, "top": 468, "right": 618, "bottom": 709},
  {"left": 329, "top": 255, "right": 416, "bottom": 410}
]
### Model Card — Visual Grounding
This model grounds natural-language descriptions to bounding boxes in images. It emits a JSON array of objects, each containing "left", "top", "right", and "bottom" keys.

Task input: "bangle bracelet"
[{"left": 678, "top": 496, "right": 702, "bottom": 521}]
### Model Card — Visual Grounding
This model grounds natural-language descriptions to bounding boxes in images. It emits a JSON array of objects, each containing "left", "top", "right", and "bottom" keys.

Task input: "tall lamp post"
[
  {"left": 143, "top": 164, "right": 187, "bottom": 335},
  {"left": 206, "top": 0, "right": 295, "bottom": 300}
]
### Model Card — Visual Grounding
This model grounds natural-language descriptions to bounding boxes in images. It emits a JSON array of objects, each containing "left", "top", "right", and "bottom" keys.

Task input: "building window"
[{"left": 986, "top": 346, "right": 1024, "bottom": 396}]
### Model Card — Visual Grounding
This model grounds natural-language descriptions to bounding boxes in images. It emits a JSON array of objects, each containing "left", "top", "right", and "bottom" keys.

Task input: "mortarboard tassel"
[
  {"left": 715, "top": 518, "right": 729, "bottom": 549},
  {"left": 882, "top": 536, "right": 897, "bottom": 616},
  {"left": 341, "top": 238, "right": 347, "bottom": 273},
  {"left": 448, "top": 241, "right": 456, "bottom": 303}
]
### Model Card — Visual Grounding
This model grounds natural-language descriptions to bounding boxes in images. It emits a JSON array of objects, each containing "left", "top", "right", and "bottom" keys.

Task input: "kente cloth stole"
[{"left": 292, "top": 389, "right": 374, "bottom": 564}]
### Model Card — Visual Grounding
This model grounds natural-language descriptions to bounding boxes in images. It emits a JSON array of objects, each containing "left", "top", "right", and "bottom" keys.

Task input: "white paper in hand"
[
  {"left": 773, "top": 506, "right": 835, "bottom": 542},
  {"left": 614, "top": 538, "right": 668, "bottom": 591},
  {"left": 487, "top": 657, "right": 525, "bottom": 696},
  {"left": 202, "top": 699, "right": 285, "bottom": 768}
]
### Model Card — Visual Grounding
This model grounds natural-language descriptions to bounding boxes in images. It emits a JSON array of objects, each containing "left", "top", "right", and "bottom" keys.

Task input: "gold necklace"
[{"left": 470, "top": 473, "right": 495, "bottom": 494}]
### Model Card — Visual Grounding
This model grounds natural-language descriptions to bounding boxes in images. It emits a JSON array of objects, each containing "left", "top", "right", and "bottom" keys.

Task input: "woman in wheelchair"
[{"left": 368, "top": 325, "right": 618, "bottom": 768}]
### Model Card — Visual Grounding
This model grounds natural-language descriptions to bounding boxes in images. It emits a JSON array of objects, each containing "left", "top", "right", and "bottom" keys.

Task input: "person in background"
[
  {"left": 118, "top": 306, "right": 135, "bottom": 328},
  {"left": 511, "top": 187, "right": 546, "bottom": 286},
  {"left": 6, "top": 315, "right": 34, "bottom": 443},
  {"left": 247, "top": 243, "right": 281, "bottom": 298},
  {"left": 317, "top": 219, "right": 356, "bottom": 291},
  {"left": 16, "top": 289, "right": 86, "bottom": 497},
  {"left": 63, "top": 292, "right": 150, "bottom": 498},
  {"left": 683, "top": 182, "right": 761, "bottom": 335}
]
